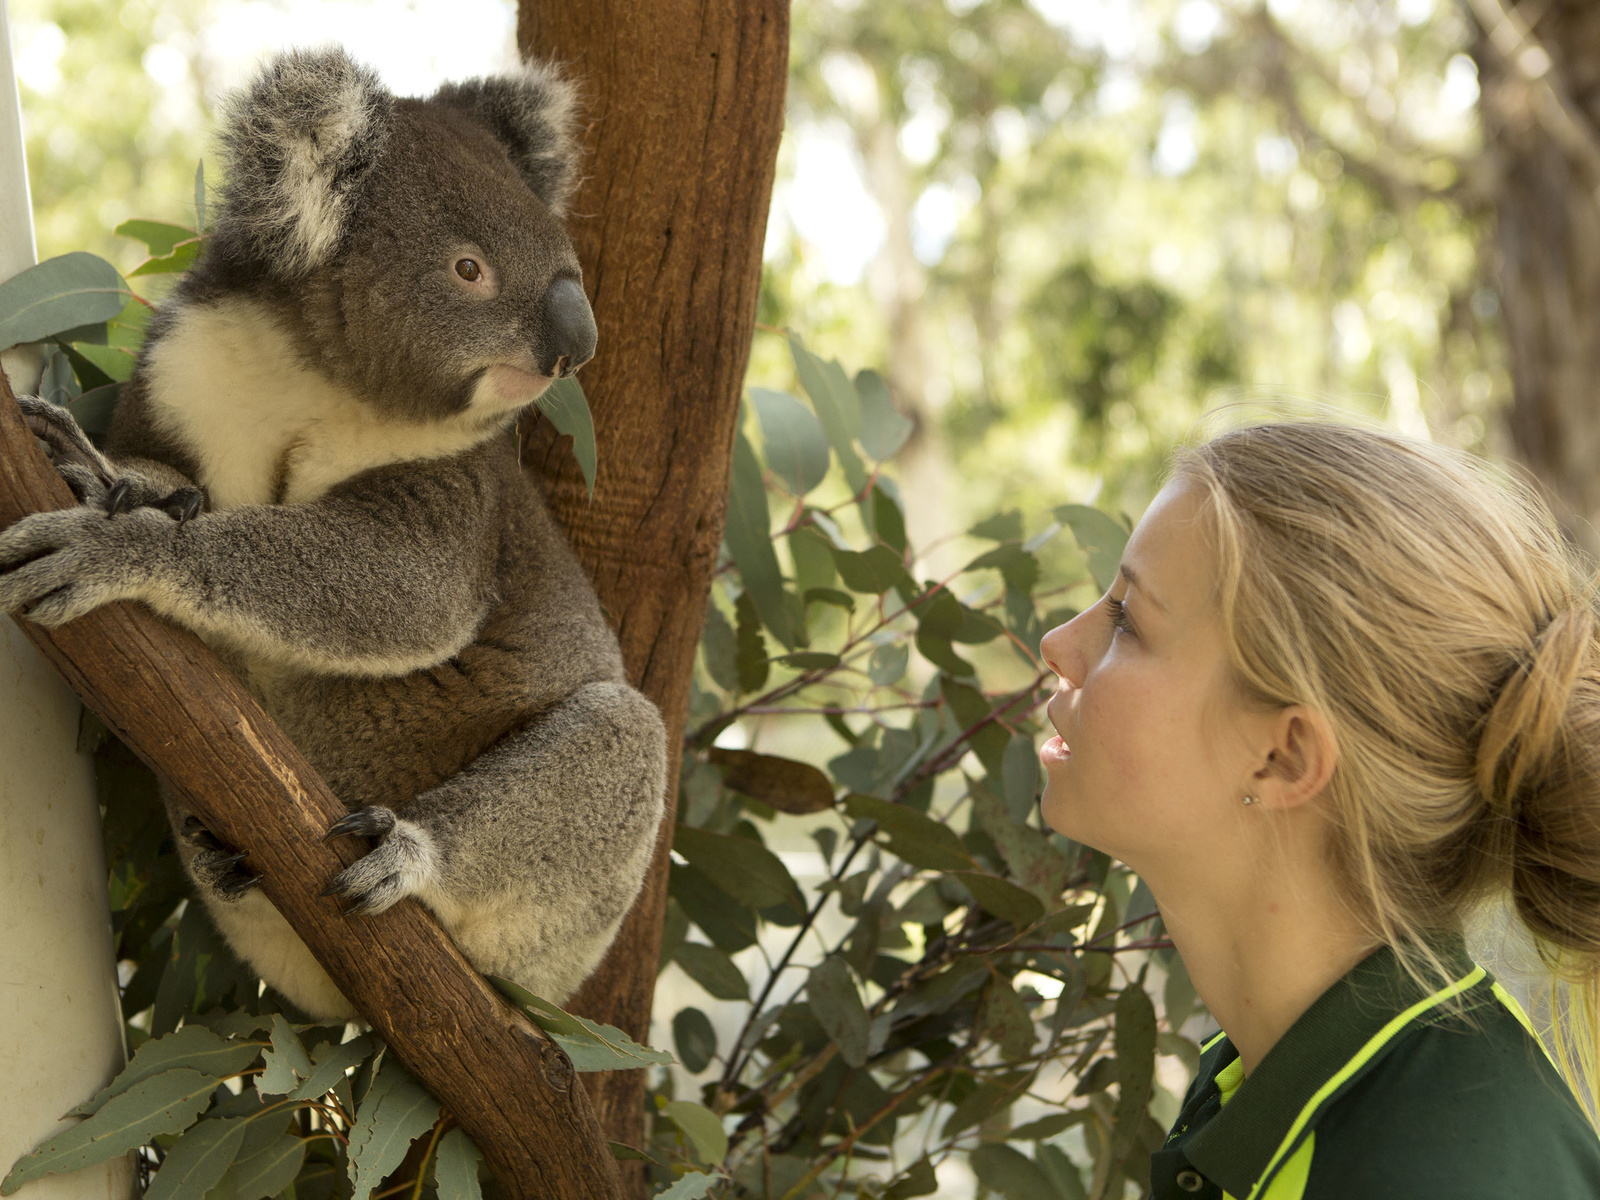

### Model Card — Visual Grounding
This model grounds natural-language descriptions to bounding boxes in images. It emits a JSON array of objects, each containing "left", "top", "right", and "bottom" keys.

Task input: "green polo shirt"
[{"left": 1149, "top": 939, "right": 1600, "bottom": 1199}]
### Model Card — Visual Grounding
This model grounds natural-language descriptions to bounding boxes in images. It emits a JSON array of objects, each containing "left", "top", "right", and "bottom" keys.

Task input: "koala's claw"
[
  {"left": 323, "top": 805, "right": 397, "bottom": 841},
  {"left": 167, "top": 488, "right": 205, "bottom": 524},
  {"left": 105, "top": 479, "right": 135, "bottom": 517},
  {"left": 181, "top": 816, "right": 262, "bottom": 900},
  {"left": 321, "top": 808, "right": 436, "bottom": 917}
]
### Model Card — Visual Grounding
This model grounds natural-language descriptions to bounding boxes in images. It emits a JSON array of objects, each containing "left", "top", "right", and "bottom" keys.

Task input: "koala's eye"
[{"left": 455, "top": 258, "right": 482, "bottom": 282}]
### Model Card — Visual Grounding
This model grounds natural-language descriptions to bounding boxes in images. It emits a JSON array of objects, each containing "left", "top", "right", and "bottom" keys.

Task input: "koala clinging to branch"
[{"left": 0, "top": 48, "right": 668, "bottom": 1020}]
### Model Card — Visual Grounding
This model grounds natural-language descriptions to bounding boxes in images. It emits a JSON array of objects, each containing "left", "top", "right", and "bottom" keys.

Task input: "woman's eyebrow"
[{"left": 1118, "top": 563, "right": 1167, "bottom": 614}]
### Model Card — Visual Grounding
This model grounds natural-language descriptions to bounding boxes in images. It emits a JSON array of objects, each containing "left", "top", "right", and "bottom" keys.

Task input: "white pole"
[{"left": 0, "top": 4, "right": 134, "bottom": 1197}]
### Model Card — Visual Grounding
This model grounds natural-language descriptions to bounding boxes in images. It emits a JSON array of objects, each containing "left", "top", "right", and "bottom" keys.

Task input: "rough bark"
[
  {"left": 516, "top": 0, "right": 790, "bottom": 1179},
  {"left": 1471, "top": 0, "right": 1600, "bottom": 550},
  {"left": 0, "top": 373, "right": 621, "bottom": 1200}
]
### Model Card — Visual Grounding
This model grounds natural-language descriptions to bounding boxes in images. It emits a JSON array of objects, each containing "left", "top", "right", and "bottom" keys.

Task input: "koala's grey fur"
[{"left": 0, "top": 47, "right": 666, "bottom": 1021}]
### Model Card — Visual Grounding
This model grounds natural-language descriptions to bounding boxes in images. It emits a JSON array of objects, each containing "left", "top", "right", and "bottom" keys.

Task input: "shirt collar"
[{"left": 1184, "top": 936, "right": 1486, "bottom": 1200}]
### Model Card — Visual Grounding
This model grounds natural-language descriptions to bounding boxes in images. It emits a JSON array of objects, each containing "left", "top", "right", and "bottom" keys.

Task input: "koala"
[{"left": 0, "top": 47, "right": 668, "bottom": 1021}]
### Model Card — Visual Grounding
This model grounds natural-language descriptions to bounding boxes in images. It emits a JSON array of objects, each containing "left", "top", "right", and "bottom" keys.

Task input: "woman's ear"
[{"left": 1251, "top": 705, "right": 1338, "bottom": 810}]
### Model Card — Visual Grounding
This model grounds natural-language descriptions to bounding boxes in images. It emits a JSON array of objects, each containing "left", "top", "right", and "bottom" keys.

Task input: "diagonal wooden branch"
[{"left": 0, "top": 368, "right": 620, "bottom": 1200}]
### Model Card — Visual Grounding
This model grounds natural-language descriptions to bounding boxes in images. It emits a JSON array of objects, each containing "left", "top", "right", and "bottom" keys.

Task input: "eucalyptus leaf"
[
  {"left": 536, "top": 375, "right": 597, "bottom": 499},
  {"left": 71, "top": 1025, "right": 263, "bottom": 1117},
  {"left": 1108, "top": 982, "right": 1158, "bottom": 1169},
  {"left": 128, "top": 240, "right": 201, "bottom": 277},
  {"left": 145, "top": 1116, "right": 249, "bottom": 1200},
  {"left": 947, "top": 870, "right": 1046, "bottom": 927},
  {"left": 751, "top": 386, "right": 830, "bottom": 496},
  {"left": 855, "top": 368, "right": 913, "bottom": 460},
  {"left": 673, "top": 943, "right": 750, "bottom": 1001},
  {"left": 788, "top": 333, "right": 867, "bottom": 493},
  {"left": 673, "top": 824, "right": 802, "bottom": 909},
  {"left": 0, "top": 253, "right": 128, "bottom": 351},
  {"left": 433, "top": 1128, "right": 483, "bottom": 1200},
  {"left": 726, "top": 429, "right": 793, "bottom": 647},
  {"left": 672, "top": 1007, "right": 718, "bottom": 1074},
  {"left": 807, "top": 956, "right": 871, "bottom": 1068},
  {"left": 1, "top": 1069, "right": 216, "bottom": 1194},
  {"left": 290, "top": 1034, "right": 378, "bottom": 1101},
  {"left": 886, "top": 1157, "right": 939, "bottom": 1199},
  {"left": 489, "top": 977, "right": 675, "bottom": 1070},
  {"left": 655, "top": 1171, "right": 719, "bottom": 1200},
  {"left": 830, "top": 544, "right": 915, "bottom": 596},
  {"left": 257, "top": 1015, "right": 313, "bottom": 1095},
  {"left": 115, "top": 219, "right": 196, "bottom": 257},
  {"left": 843, "top": 794, "right": 970, "bottom": 871},
  {"left": 708, "top": 747, "right": 835, "bottom": 814},
  {"left": 868, "top": 641, "right": 909, "bottom": 686},
  {"left": 221, "top": 1130, "right": 307, "bottom": 1200},
  {"left": 345, "top": 1059, "right": 441, "bottom": 1200},
  {"left": 971, "top": 1144, "right": 1062, "bottom": 1200},
  {"left": 1055, "top": 504, "right": 1129, "bottom": 593},
  {"left": 661, "top": 1100, "right": 729, "bottom": 1165}
]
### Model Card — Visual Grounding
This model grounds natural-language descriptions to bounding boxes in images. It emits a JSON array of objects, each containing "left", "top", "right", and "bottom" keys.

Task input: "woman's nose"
[{"left": 1040, "top": 606, "right": 1098, "bottom": 688}]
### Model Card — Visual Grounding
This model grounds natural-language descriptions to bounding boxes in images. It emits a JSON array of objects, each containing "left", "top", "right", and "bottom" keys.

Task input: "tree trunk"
[
  {"left": 0, "top": 373, "right": 622, "bottom": 1199},
  {"left": 517, "top": 0, "right": 790, "bottom": 1182},
  {"left": 1471, "top": 0, "right": 1600, "bottom": 549}
]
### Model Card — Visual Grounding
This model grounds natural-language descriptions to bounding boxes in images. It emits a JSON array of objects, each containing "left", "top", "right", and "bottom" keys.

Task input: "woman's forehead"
[{"left": 1122, "top": 479, "right": 1216, "bottom": 620}]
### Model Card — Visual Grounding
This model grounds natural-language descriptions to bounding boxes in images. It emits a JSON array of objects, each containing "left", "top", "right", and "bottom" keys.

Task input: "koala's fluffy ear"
[
  {"left": 431, "top": 60, "right": 580, "bottom": 215},
  {"left": 217, "top": 47, "right": 394, "bottom": 279}
]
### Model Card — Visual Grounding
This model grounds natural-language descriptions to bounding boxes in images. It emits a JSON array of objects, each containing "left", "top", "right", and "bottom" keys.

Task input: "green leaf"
[
  {"left": 947, "top": 870, "right": 1046, "bottom": 927},
  {"left": 433, "top": 1128, "right": 483, "bottom": 1200},
  {"left": 71, "top": 1025, "right": 262, "bottom": 1117},
  {"left": 1055, "top": 505, "right": 1129, "bottom": 593},
  {"left": 802, "top": 585, "right": 853, "bottom": 612},
  {"left": 868, "top": 640, "right": 909, "bottom": 686},
  {"left": 66, "top": 384, "right": 120, "bottom": 444},
  {"left": 1002, "top": 733, "right": 1042, "bottom": 824},
  {"left": 1, "top": 1069, "right": 216, "bottom": 1194},
  {"left": 1038, "top": 1143, "right": 1089, "bottom": 1200},
  {"left": 672, "top": 1008, "right": 718, "bottom": 1074},
  {"left": 670, "top": 862, "right": 757, "bottom": 952},
  {"left": 886, "top": 1157, "right": 939, "bottom": 1199},
  {"left": 537, "top": 375, "right": 597, "bottom": 499},
  {"left": 673, "top": 824, "right": 801, "bottom": 909},
  {"left": 871, "top": 482, "right": 908, "bottom": 554},
  {"left": 941, "top": 1079, "right": 1015, "bottom": 1140},
  {"left": 965, "top": 542, "right": 1041, "bottom": 595},
  {"left": 830, "top": 544, "right": 915, "bottom": 596},
  {"left": 970, "top": 510, "right": 1024, "bottom": 542},
  {"left": 843, "top": 794, "right": 971, "bottom": 871},
  {"left": 145, "top": 1116, "right": 249, "bottom": 1200},
  {"left": 257, "top": 1015, "right": 313, "bottom": 1095},
  {"left": 51, "top": 338, "right": 115, "bottom": 391},
  {"left": 69, "top": 340, "right": 136, "bottom": 381},
  {"left": 726, "top": 428, "right": 793, "bottom": 647},
  {"left": 733, "top": 590, "right": 769, "bottom": 693},
  {"left": 702, "top": 605, "right": 738, "bottom": 691},
  {"left": 128, "top": 240, "right": 201, "bottom": 277},
  {"left": 673, "top": 943, "right": 750, "bottom": 1001},
  {"left": 222, "top": 1131, "right": 307, "bottom": 1200},
  {"left": 0, "top": 253, "right": 129, "bottom": 349},
  {"left": 789, "top": 333, "right": 867, "bottom": 493},
  {"left": 773, "top": 650, "right": 840, "bottom": 670},
  {"left": 291, "top": 1034, "right": 378, "bottom": 1100},
  {"left": 971, "top": 1144, "right": 1062, "bottom": 1200},
  {"left": 1010, "top": 1110, "right": 1088, "bottom": 1141},
  {"left": 489, "top": 977, "right": 675, "bottom": 1070},
  {"left": 972, "top": 784, "right": 1073, "bottom": 906},
  {"left": 115, "top": 219, "right": 196, "bottom": 257},
  {"left": 1108, "top": 982, "right": 1158, "bottom": 1169},
  {"left": 892, "top": 956, "right": 989, "bottom": 1021},
  {"left": 662, "top": 1101, "right": 728, "bottom": 1166},
  {"left": 345, "top": 1060, "right": 441, "bottom": 1200},
  {"left": 982, "top": 977, "right": 1037, "bottom": 1062},
  {"left": 1164, "top": 952, "right": 1199, "bottom": 1033},
  {"left": 807, "top": 956, "right": 871, "bottom": 1068},
  {"left": 708, "top": 747, "right": 835, "bottom": 814},
  {"left": 751, "top": 386, "right": 830, "bottom": 496},
  {"left": 855, "top": 368, "right": 912, "bottom": 460},
  {"left": 655, "top": 1171, "right": 719, "bottom": 1200}
]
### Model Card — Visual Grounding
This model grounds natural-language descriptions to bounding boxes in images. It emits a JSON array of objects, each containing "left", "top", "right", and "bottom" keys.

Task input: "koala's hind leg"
[{"left": 321, "top": 680, "right": 668, "bottom": 1003}]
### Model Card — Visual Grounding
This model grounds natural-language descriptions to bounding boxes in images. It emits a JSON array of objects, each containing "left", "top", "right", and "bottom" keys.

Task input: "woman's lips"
[{"left": 1040, "top": 734, "right": 1071, "bottom": 765}]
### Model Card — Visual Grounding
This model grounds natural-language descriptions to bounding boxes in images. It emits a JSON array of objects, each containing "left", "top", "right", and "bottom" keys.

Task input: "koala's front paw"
[
  {"left": 18, "top": 397, "right": 207, "bottom": 524},
  {"left": 321, "top": 806, "right": 438, "bottom": 917},
  {"left": 182, "top": 815, "right": 262, "bottom": 899},
  {"left": 0, "top": 505, "right": 166, "bottom": 625}
]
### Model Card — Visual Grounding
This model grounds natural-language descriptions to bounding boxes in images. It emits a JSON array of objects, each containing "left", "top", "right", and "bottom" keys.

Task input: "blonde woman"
[{"left": 1039, "top": 422, "right": 1600, "bottom": 1199}]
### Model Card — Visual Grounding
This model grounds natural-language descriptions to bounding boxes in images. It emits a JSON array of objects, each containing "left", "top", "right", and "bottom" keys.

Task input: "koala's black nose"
[{"left": 541, "top": 277, "right": 597, "bottom": 377}]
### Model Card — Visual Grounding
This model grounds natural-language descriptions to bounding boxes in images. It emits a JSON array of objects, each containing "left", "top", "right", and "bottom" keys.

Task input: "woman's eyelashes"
[{"left": 1104, "top": 594, "right": 1136, "bottom": 636}]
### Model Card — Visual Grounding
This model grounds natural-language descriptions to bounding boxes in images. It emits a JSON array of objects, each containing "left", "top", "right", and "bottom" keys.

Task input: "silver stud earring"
[{"left": 1242, "top": 795, "right": 1260, "bottom": 806}]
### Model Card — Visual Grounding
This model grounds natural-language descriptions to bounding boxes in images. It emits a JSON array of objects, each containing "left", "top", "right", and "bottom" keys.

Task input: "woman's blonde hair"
[{"left": 1174, "top": 420, "right": 1600, "bottom": 1123}]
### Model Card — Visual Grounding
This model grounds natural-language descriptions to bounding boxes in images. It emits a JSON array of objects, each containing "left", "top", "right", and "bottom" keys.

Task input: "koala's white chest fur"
[{"left": 143, "top": 299, "right": 507, "bottom": 510}]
